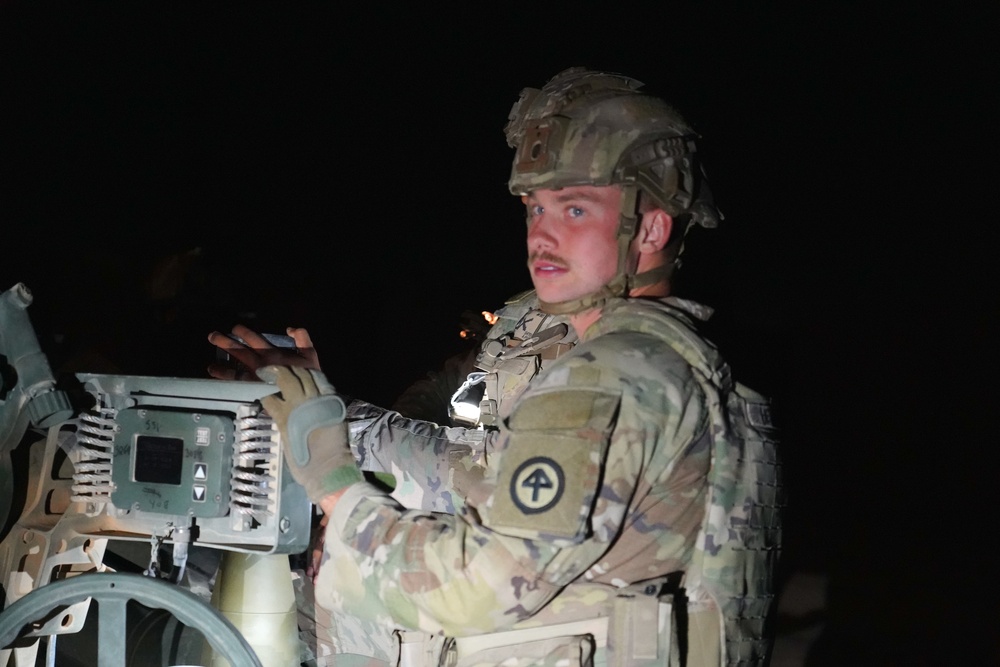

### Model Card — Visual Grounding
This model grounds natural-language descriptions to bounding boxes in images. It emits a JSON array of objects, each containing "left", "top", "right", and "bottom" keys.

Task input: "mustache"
[{"left": 527, "top": 252, "right": 567, "bottom": 268}]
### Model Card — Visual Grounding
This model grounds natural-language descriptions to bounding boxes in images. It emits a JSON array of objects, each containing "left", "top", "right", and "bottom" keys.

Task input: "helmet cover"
[{"left": 505, "top": 67, "right": 719, "bottom": 227}]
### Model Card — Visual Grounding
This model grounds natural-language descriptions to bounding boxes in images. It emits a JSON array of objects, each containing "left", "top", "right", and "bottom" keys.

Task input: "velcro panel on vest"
[
  {"left": 452, "top": 633, "right": 595, "bottom": 667},
  {"left": 610, "top": 594, "right": 664, "bottom": 666},
  {"left": 487, "top": 386, "right": 620, "bottom": 542}
]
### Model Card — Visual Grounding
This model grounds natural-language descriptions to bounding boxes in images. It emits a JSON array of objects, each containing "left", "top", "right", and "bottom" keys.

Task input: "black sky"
[{"left": 1, "top": 3, "right": 997, "bottom": 661}]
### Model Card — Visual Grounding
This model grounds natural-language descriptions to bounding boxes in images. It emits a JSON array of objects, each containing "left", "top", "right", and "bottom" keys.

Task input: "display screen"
[{"left": 134, "top": 435, "right": 184, "bottom": 485}]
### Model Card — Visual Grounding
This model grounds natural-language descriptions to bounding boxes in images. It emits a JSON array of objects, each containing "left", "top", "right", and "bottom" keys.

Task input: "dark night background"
[{"left": 1, "top": 3, "right": 996, "bottom": 664}]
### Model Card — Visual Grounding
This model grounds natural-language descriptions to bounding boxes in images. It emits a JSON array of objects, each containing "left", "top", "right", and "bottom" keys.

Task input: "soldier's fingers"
[
  {"left": 262, "top": 366, "right": 308, "bottom": 401},
  {"left": 287, "top": 327, "right": 321, "bottom": 368},
  {"left": 290, "top": 366, "right": 320, "bottom": 398},
  {"left": 208, "top": 330, "right": 244, "bottom": 351},
  {"left": 206, "top": 362, "right": 238, "bottom": 381},
  {"left": 231, "top": 324, "right": 272, "bottom": 349}
]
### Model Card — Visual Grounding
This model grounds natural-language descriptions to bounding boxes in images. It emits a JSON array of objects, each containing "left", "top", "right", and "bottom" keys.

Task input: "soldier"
[{"left": 235, "top": 67, "right": 784, "bottom": 666}]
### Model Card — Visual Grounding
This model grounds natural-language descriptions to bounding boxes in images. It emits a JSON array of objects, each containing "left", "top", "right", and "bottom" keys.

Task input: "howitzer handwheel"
[{"left": 0, "top": 572, "right": 263, "bottom": 667}]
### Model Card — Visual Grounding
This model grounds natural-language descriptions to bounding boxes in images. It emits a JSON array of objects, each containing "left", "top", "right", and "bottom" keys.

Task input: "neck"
[
  {"left": 630, "top": 280, "right": 671, "bottom": 299},
  {"left": 568, "top": 280, "right": 671, "bottom": 338},
  {"left": 568, "top": 308, "right": 602, "bottom": 338}
]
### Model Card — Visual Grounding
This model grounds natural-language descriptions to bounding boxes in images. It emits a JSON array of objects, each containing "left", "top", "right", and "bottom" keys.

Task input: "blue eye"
[{"left": 568, "top": 206, "right": 584, "bottom": 218}]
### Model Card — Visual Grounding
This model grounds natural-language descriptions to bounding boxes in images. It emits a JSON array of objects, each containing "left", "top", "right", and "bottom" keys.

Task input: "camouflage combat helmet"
[{"left": 504, "top": 67, "right": 721, "bottom": 315}]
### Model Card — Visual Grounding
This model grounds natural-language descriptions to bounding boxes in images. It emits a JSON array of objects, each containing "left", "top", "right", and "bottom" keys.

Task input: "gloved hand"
[{"left": 257, "top": 365, "right": 362, "bottom": 504}]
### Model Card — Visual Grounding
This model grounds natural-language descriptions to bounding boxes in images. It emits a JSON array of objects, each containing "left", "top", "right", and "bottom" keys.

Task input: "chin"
[
  {"left": 534, "top": 290, "right": 573, "bottom": 305},
  {"left": 532, "top": 285, "right": 558, "bottom": 302}
]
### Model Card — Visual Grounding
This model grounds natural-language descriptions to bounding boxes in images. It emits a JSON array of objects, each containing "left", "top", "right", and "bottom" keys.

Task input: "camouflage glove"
[{"left": 257, "top": 365, "right": 362, "bottom": 503}]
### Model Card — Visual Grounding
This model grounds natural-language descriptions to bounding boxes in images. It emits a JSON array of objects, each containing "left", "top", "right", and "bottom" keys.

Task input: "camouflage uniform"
[
  {"left": 305, "top": 291, "right": 576, "bottom": 664},
  {"left": 314, "top": 297, "right": 782, "bottom": 667}
]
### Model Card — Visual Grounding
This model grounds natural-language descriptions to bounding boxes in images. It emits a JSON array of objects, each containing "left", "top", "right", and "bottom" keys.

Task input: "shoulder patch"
[
  {"left": 508, "top": 456, "right": 565, "bottom": 514},
  {"left": 487, "top": 388, "right": 620, "bottom": 542}
]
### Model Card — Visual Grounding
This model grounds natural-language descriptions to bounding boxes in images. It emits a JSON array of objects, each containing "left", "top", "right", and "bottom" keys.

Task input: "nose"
[{"left": 526, "top": 211, "right": 555, "bottom": 253}]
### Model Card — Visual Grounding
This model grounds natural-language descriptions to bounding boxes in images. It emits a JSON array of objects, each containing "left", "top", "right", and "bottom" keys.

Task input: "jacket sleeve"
[{"left": 344, "top": 398, "right": 495, "bottom": 513}]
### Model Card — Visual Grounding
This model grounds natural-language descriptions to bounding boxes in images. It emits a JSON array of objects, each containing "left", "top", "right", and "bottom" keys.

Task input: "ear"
[{"left": 637, "top": 209, "right": 672, "bottom": 253}]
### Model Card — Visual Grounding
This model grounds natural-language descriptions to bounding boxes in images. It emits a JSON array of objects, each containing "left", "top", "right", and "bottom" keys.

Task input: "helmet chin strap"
[{"left": 538, "top": 184, "right": 671, "bottom": 316}]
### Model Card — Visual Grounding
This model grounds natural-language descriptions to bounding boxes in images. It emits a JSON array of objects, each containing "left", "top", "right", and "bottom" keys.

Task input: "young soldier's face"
[{"left": 524, "top": 185, "right": 622, "bottom": 306}]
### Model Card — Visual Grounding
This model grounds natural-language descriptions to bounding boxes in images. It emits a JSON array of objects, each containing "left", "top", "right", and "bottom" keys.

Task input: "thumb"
[{"left": 287, "top": 327, "right": 321, "bottom": 368}]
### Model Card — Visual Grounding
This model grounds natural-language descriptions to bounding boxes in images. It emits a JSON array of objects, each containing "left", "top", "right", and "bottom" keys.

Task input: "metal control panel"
[
  {"left": 66, "top": 373, "right": 311, "bottom": 554},
  {"left": 112, "top": 407, "right": 234, "bottom": 518},
  {"left": 1, "top": 283, "right": 312, "bottom": 557}
]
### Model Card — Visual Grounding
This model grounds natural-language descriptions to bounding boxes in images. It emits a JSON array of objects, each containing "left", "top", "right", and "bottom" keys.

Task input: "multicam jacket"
[
  {"left": 312, "top": 291, "right": 572, "bottom": 662},
  {"left": 317, "top": 296, "right": 782, "bottom": 667}
]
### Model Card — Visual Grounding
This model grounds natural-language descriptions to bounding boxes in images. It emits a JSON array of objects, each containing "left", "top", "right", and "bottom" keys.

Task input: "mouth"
[
  {"left": 531, "top": 262, "right": 568, "bottom": 281},
  {"left": 528, "top": 254, "right": 568, "bottom": 278}
]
